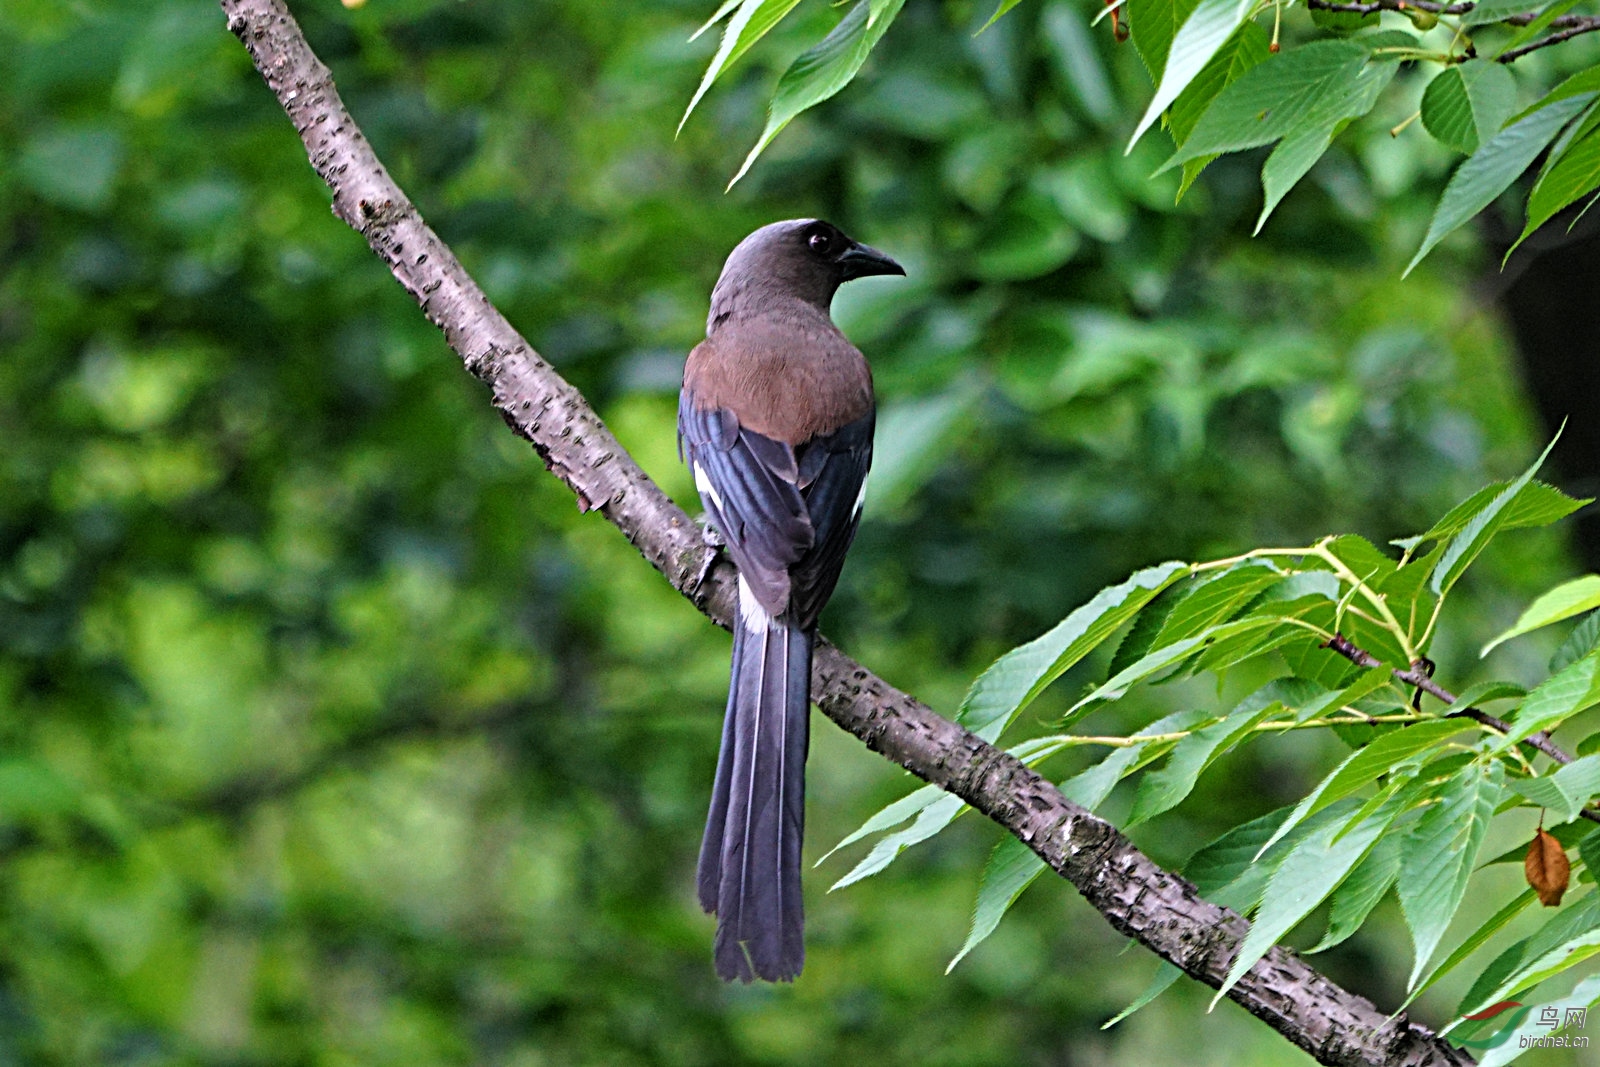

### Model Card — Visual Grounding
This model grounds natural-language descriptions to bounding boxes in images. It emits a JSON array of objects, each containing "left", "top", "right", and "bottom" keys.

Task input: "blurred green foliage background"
[{"left": 0, "top": 0, "right": 1593, "bottom": 1063}]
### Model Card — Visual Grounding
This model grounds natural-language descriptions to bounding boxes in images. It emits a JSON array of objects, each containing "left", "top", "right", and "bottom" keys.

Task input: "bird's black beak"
[{"left": 837, "top": 242, "right": 906, "bottom": 281}]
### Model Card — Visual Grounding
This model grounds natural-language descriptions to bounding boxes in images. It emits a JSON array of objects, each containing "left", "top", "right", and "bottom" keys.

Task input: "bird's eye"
[{"left": 808, "top": 231, "right": 833, "bottom": 255}]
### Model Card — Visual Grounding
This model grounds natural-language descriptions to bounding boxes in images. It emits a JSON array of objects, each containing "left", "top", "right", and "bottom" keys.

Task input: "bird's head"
[{"left": 710, "top": 219, "right": 905, "bottom": 327}]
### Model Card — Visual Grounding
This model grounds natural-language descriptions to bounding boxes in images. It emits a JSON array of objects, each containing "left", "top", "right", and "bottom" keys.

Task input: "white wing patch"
[
  {"left": 738, "top": 575, "right": 772, "bottom": 634},
  {"left": 693, "top": 462, "right": 724, "bottom": 511},
  {"left": 852, "top": 477, "right": 868, "bottom": 520}
]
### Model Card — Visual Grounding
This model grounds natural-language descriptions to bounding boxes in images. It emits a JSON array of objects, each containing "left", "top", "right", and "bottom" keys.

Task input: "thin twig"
[
  {"left": 1306, "top": 0, "right": 1600, "bottom": 60},
  {"left": 1323, "top": 633, "right": 1600, "bottom": 824}
]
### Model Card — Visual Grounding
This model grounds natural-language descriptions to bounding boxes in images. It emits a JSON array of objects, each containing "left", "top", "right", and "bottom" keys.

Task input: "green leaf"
[
  {"left": 1498, "top": 650, "right": 1600, "bottom": 750},
  {"left": 1407, "top": 96, "right": 1594, "bottom": 275},
  {"left": 1464, "top": 0, "right": 1552, "bottom": 26},
  {"left": 680, "top": 0, "right": 806, "bottom": 132},
  {"left": 958, "top": 561, "right": 1188, "bottom": 741},
  {"left": 1309, "top": 4, "right": 1377, "bottom": 29},
  {"left": 820, "top": 781, "right": 946, "bottom": 863},
  {"left": 1166, "top": 21, "right": 1271, "bottom": 198},
  {"left": 1126, "top": 680, "right": 1291, "bottom": 826},
  {"left": 1432, "top": 435, "right": 1564, "bottom": 596},
  {"left": 729, "top": 0, "right": 907, "bottom": 187},
  {"left": 1517, "top": 120, "right": 1600, "bottom": 254},
  {"left": 1484, "top": 576, "right": 1600, "bottom": 657},
  {"left": 1445, "top": 681, "right": 1529, "bottom": 712},
  {"left": 1162, "top": 41, "right": 1394, "bottom": 168},
  {"left": 1066, "top": 616, "right": 1281, "bottom": 721},
  {"left": 831, "top": 792, "right": 965, "bottom": 889},
  {"left": 1581, "top": 826, "right": 1600, "bottom": 875},
  {"left": 1398, "top": 760, "right": 1504, "bottom": 989},
  {"left": 1403, "top": 888, "right": 1537, "bottom": 1010},
  {"left": 1308, "top": 834, "right": 1400, "bottom": 952},
  {"left": 1457, "top": 890, "right": 1600, "bottom": 1018},
  {"left": 1129, "top": 0, "right": 1259, "bottom": 150},
  {"left": 1153, "top": 561, "right": 1283, "bottom": 647},
  {"left": 1214, "top": 792, "right": 1403, "bottom": 1004},
  {"left": 1511, "top": 754, "right": 1600, "bottom": 825},
  {"left": 947, "top": 836, "right": 1045, "bottom": 971},
  {"left": 1102, "top": 962, "right": 1183, "bottom": 1028},
  {"left": 1129, "top": 0, "right": 1201, "bottom": 82},
  {"left": 1255, "top": 719, "right": 1477, "bottom": 859},
  {"left": 1420, "top": 62, "right": 1518, "bottom": 156},
  {"left": 1408, "top": 480, "right": 1589, "bottom": 551},
  {"left": 979, "top": 0, "right": 1028, "bottom": 33},
  {"left": 689, "top": 0, "right": 743, "bottom": 41},
  {"left": 1491, "top": 0, "right": 1582, "bottom": 58},
  {"left": 1157, "top": 40, "right": 1395, "bottom": 227},
  {"left": 945, "top": 708, "right": 1205, "bottom": 969},
  {"left": 1553, "top": 612, "right": 1600, "bottom": 674}
]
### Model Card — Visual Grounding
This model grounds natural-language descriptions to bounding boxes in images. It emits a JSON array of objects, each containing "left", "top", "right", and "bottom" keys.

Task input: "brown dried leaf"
[{"left": 1525, "top": 828, "right": 1571, "bottom": 907}]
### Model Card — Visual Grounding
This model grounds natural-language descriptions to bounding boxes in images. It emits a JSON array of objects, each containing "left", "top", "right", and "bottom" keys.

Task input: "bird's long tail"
[{"left": 697, "top": 609, "right": 812, "bottom": 982}]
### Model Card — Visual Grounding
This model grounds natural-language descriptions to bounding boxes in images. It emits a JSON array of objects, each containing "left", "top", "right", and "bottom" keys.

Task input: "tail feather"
[{"left": 696, "top": 614, "right": 811, "bottom": 982}]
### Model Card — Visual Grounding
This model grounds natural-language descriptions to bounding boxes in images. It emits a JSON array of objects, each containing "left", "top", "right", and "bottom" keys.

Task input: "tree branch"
[{"left": 218, "top": 2, "right": 1475, "bottom": 1063}]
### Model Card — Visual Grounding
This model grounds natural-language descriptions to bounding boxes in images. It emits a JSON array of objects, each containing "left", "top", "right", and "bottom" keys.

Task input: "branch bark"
[{"left": 218, "top": 3, "right": 1476, "bottom": 1063}]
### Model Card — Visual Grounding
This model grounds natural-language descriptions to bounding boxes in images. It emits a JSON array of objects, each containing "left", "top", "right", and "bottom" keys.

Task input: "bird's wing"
[
  {"left": 790, "top": 410, "right": 873, "bottom": 630},
  {"left": 679, "top": 392, "right": 813, "bottom": 615}
]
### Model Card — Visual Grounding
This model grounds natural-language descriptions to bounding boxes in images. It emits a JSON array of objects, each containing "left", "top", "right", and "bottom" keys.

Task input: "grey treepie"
[{"left": 679, "top": 219, "right": 905, "bottom": 981}]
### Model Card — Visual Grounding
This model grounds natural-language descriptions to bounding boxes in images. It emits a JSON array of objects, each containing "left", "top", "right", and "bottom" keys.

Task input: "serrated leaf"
[
  {"left": 1308, "top": 834, "right": 1400, "bottom": 952},
  {"left": 729, "top": 0, "right": 907, "bottom": 187},
  {"left": 1156, "top": 40, "right": 1395, "bottom": 227},
  {"left": 1499, "top": 650, "right": 1600, "bottom": 750},
  {"left": 1398, "top": 760, "right": 1504, "bottom": 989},
  {"left": 820, "top": 781, "right": 945, "bottom": 864},
  {"left": 1067, "top": 616, "right": 1281, "bottom": 720},
  {"left": 947, "top": 835, "right": 1045, "bottom": 971},
  {"left": 1581, "top": 826, "right": 1600, "bottom": 875},
  {"left": 1553, "top": 612, "right": 1600, "bottom": 674},
  {"left": 1516, "top": 119, "right": 1600, "bottom": 254},
  {"left": 1412, "top": 480, "right": 1589, "bottom": 551},
  {"left": 1511, "top": 754, "right": 1600, "bottom": 825},
  {"left": 1432, "top": 435, "right": 1564, "bottom": 596},
  {"left": 979, "top": 0, "right": 1028, "bottom": 32},
  {"left": 1403, "top": 888, "right": 1537, "bottom": 1011},
  {"left": 1456, "top": 890, "right": 1600, "bottom": 1019},
  {"left": 1126, "top": 680, "right": 1291, "bottom": 826},
  {"left": 1166, "top": 21, "right": 1270, "bottom": 197},
  {"left": 1102, "top": 962, "right": 1183, "bottom": 1028},
  {"left": 1407, "top": 95, "right": 1593, "bottom": 274},
  {"left": 959, "top": 561, "right": 1188, "bottom": 741},
  {"left": 1162, "top": 41, "right": 1393, "bottom": 167},
  {"left": 1464, "top": 0, "right": 1553, "bottom": 26},
  {"left": 1421, "top": 62, "right": 1518, "bottom": 155},
  {"left": 1129, "top": 0, "right": 1201, "bottom": 82},
  {"left": 1214, "top": 792, "right": 1404, "bottom": 1004},
  {"left": 1129, "top": 0, "right": 1259, "bottom": 150},
  {"left": 1255, "top": 718, "right": 1477, "bottom": 859},
  {"left": 1484, "top": 575, "right": 1600, "bottom": 657},
  {"left": 1153, "top": 561, "right": 1283, "bottom": 648},
  {"left": 680, "top": 0, "right": 806, "bottom": 132},
  {"left": 831, "top": 792, "right": 965, "bottom": 889},
  {"left": 945, "top": 709, "right": 1202, "bottom": 968}
]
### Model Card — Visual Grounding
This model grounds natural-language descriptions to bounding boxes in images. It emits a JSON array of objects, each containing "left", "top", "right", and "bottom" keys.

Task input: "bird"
[{"left": 680, "top": 219, "right": 905, "bottom": 982}]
